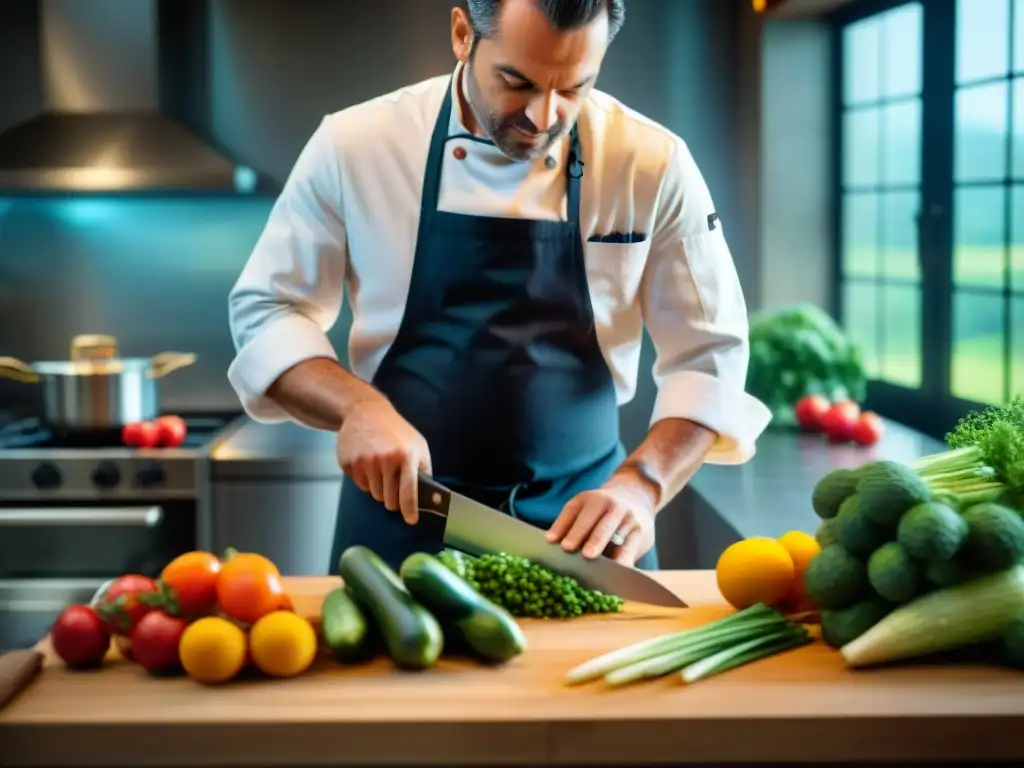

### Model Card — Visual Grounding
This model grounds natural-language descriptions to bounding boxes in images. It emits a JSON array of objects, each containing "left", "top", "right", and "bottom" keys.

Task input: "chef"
[{"left": 227, "top": 0, "right": 771, "bottom": 574}]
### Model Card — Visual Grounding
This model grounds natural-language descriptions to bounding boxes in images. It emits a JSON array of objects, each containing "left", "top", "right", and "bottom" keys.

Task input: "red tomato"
[
  {"left": 155, "top": 415, "right": 188, "bottom": 448},
  {"left": 51, "top": 605, "right": 111, "bottom": 669},
  {"left": 794, "top": 395, "right": 831, "bottom": 431},
  {"left": 93, "top": 574, "right": 160, "bottom": 635},
  {"left": 160, "top": 551, "right": 222, "bottom": 617},
  {"left": 852, "top": 411, "right": 885, "bottom": 447},
  {"left": 121, "top": 422, "right": 143, "bottom": 447},
  {"left": 216, "top": 552, "right": 284, "bottom": 625},
  {"left": 122, "top": 421, "right": 160, "bottom": 448},
  {"left": 131, "top": 610, "right": 189, "bottom": 675},
  {"left": 822, "top": 401, "right": 862, "bottom": 443}
]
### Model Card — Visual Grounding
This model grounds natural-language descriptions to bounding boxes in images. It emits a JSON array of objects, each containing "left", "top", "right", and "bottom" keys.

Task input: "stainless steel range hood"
[{"left": 0, "top": 0, "right": 278, "bottom": 196}]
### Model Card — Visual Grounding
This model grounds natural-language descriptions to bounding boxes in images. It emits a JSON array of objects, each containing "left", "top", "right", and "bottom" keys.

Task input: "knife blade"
[{"left": 417, "top": 474, "right": 687, "bottom": 608}]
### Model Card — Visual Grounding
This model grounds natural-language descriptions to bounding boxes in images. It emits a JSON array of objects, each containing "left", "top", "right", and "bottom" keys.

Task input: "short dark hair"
[{"left": 466, "top": 0, "right": 625, "bottom": 43}]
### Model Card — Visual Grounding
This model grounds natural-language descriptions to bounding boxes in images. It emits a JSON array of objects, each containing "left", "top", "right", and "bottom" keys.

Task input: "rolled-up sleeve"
[
  {"left": 641, "top": 137, "right": 772, "bottom": 464},
  {"left": 227, "top": 116, "right": 348, "bottom": 422}
]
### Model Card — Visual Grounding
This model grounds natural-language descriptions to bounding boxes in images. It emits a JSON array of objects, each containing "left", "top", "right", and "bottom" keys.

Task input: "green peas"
[{"left": 438, "top": 551, "right": 624, "bottom": 619}]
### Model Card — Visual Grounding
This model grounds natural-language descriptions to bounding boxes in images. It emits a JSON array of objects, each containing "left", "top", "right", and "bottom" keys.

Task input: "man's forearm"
[
  {"left": 607, "top": 418, "right": 717, "bottom": 513},
  {"left": 266, "top": 357, "right": 381, "bottom": 432}
]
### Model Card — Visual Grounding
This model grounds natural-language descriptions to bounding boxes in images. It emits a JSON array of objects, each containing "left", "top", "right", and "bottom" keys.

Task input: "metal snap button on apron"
[
  {"left": 453, "top": 146, "right": 467, "bottom": 160},
  {"left": 544, "top": 155, "right": 557, "bottom": 170}
]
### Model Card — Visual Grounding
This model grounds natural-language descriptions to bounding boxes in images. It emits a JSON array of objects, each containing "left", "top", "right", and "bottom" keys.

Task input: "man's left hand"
[{"left": 545, "top": 479, "right": 656, "bottom": 567}]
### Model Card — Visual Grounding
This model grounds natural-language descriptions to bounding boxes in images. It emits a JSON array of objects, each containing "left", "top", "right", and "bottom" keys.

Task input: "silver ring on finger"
[{"left": 610, "top": 527, "right": 631, "bottom": 547}]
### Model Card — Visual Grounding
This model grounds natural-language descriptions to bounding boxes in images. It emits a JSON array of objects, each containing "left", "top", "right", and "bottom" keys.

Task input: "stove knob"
[
  {"left": 92, "top": 461, "right": 122, "bottom": 489},
  {"left": 30, "top": 463, "right": 63, "bottom": 490},
  {"left": 136, "top": 461, "right": 166, "bottom": 488}
]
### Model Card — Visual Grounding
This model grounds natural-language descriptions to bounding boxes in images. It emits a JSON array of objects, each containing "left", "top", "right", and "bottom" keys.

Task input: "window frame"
[{"left": 828, "top": 0, "right": 1017, "bottom": 439}]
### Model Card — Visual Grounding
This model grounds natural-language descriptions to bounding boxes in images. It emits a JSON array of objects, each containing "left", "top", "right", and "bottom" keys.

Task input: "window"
[
  {"left": 951, "top": 0, "right": 1024, "bottom": 405},
  {"left": 839, "top": 3, "right": 924, "bottom": 390},
  {"left": 833, "top": 0, "right": 1023, "bottom": 436}
]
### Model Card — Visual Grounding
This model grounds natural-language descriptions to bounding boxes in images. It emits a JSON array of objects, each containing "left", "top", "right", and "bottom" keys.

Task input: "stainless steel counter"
[
  {"left": 210, "top": 418, "right": 341, "bottom": 479},
  {"left": 688, "top": 419, "right": 945, "bottom": 541}
]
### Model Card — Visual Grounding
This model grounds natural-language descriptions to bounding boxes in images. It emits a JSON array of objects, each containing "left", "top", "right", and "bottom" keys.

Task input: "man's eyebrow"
[{"left": 496, "top": 65, "right": 594, "bottom": 90}]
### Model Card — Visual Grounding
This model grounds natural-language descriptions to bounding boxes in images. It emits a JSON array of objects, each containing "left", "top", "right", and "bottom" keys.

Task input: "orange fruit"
[
  {"left": 715, "top": 537, "right": 796, "bottom": 610},
  {"left": 776, "top": 530, "right": 822, "bottom": 601},
  {"left": 249, "top": 611, "right": 318, "bottom": 678},
  {"left": 178, "top": 616, "right": 247, "bottom": 684}
]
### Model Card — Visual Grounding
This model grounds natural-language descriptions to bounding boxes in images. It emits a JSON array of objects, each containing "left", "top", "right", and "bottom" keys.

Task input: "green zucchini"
[
  {"left": 400, "top": 551, "right": 527, "bottom": 664},
  {"left": 338, "top": 546, "right": 443, "bottom": 670},
  {"left": 320, "top": 586, "right": 377, "bottom": 663}
]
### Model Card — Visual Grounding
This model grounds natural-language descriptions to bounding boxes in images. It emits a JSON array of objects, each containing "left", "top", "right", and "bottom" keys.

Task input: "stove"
[
  {"left": 0, "top": 413, "right": 236, "bottom": 502},
  {"left": 0, "top": 411, "right": 241, "bottom": 651}
]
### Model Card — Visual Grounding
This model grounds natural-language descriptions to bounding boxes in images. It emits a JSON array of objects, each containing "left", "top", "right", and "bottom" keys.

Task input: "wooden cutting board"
[{"left": 1, "top": 572, "right": 1023, "bottom": 767}]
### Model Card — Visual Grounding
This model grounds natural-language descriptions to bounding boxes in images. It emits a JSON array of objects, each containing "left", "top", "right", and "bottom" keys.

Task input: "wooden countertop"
[{"left": 2, "top": 572, "right": 1023, "bottom": 767}]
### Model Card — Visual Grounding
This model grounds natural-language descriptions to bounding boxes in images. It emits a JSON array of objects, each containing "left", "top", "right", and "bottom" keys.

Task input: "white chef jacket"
[{"left": 228, "top": 64, "right": 772, "bottom": 464}]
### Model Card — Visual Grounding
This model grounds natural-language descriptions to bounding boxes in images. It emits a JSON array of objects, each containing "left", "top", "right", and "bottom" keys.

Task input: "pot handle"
[
  {"left": 0, "top": 357, "right": 39, "bottom": 384},
  {"left": 149, "top": 352, "right": 197, "bottom": 379},
  {"left": 71, "top": 334, "right": 119, "bottom": 361}
]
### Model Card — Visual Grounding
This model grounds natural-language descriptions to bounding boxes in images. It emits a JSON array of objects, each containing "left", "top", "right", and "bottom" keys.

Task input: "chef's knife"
[{"left": 417, "top": 474, "right": 687, "bottom": 608}]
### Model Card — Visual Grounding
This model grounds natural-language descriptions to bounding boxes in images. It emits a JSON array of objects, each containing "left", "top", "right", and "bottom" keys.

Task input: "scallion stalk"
[
  {"left": 681, "top": 625, "right": 810, "bottom": 684},
  {"left": 681, "top": 629, "right": 811, "bottom": 684},
  {"left": 603, "top": 616, "right": 787, "bottom": 687},
  {"left": 564, "top": 603, "right": 776, "bottom": 685}
]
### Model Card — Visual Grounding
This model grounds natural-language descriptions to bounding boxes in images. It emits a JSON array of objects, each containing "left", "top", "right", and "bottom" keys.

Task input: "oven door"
[{"left": 0, "top": 502, "right": 196, "bottom": 651}]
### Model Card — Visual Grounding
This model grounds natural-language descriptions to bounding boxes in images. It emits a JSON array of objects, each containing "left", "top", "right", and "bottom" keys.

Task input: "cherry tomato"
[
  {"left": 51, "top": 605, "right": 111, "bottom": 669},
  {"left": 216, "top": 552, "right": 283, "bottom": 625},
  {"left": 160, "top": 551, "right": 222, "bottom": 617},
  {"left": 155, "top": 415, "right": 188, "bottom": 448},
  {"left": 822, "top": 400, "right": 861, "bottom": 443},
  {"left": 122, "top": 421, "right": 160, "bottom": 448},
  {"left": 851, "top": 411, "right": 885, "bottom": 447},
  {"left": 794, "top": 395, "right": 831, "bottom": 431},
  {"left": 131, "top": 610, "right": 189, "bottom": 675},
  {"left": 93, "top": 574, "right": 160, "bottom": 635}
]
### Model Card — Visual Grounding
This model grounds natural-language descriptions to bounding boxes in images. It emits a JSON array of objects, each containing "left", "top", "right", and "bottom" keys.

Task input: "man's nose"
[{"left": 525, "top": 92, "right": 560, "bottom": 133}]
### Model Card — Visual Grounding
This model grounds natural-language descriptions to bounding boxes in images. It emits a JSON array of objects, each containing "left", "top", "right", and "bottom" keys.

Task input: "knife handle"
[{"left": 417, "top": 473, "right": 451, "bottom": 518}]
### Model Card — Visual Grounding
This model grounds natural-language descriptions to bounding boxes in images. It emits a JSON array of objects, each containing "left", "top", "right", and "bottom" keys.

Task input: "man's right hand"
[{"left": 336, "top": 395, "right": 432, "bottom": 525}]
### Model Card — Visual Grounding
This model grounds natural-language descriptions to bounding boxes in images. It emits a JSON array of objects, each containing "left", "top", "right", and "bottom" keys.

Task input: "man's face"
[{"left": 452, "top": 0, "right": 610, "bottom": 162}]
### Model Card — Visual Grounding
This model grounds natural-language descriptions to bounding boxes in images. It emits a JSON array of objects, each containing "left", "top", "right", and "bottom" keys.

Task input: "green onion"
[
  {"left": 681, "top": 626, "right": 811, "bottom": 684},
  {"left": 564, "top": 603, "right": 776, "bottom": 685},
  {"left": 564, "top": 604, "right": 810, "bottom": 688},
  {"left": 841, "top": 565, "right": 1024, "bottom": 668},
  {"left": 604, "top": 617, "right": 787, "bottom": 687}
]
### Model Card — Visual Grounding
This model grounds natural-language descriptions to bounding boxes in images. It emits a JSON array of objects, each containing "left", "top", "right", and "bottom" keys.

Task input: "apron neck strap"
[{"left": 423, "top": 75, "right": 584, "bottom": 224}]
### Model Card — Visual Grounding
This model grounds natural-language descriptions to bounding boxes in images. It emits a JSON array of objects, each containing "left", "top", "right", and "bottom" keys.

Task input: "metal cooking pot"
[{"left": 0, "top": 334, "right": 196, "bottom": 430}]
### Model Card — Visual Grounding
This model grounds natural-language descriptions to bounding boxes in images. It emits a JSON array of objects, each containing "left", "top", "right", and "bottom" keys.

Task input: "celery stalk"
[
  {"left": 603, "top": 617, "right": 787, "bottom": 687},
  {"left": 841, "top": 565, "right": 1024, "bottom": 668}
]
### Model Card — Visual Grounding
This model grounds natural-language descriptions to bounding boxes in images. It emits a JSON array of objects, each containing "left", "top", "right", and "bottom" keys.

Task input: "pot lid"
[
  {"left": 30, "top": 334, "right": 152, "bottom": 376},
  {"left": 30, "top": 358, "right": 154, "bottom": 376}
]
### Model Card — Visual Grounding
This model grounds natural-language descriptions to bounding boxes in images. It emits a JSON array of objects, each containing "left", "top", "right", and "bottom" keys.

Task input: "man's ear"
[{"left": 451, "top": 6, "right": 473, "bottom": 63}]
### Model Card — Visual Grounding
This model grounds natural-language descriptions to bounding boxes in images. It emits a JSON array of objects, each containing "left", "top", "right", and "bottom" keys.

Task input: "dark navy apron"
[{"left": 329, "top": 78, "right": 659, "bottom": 575}]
